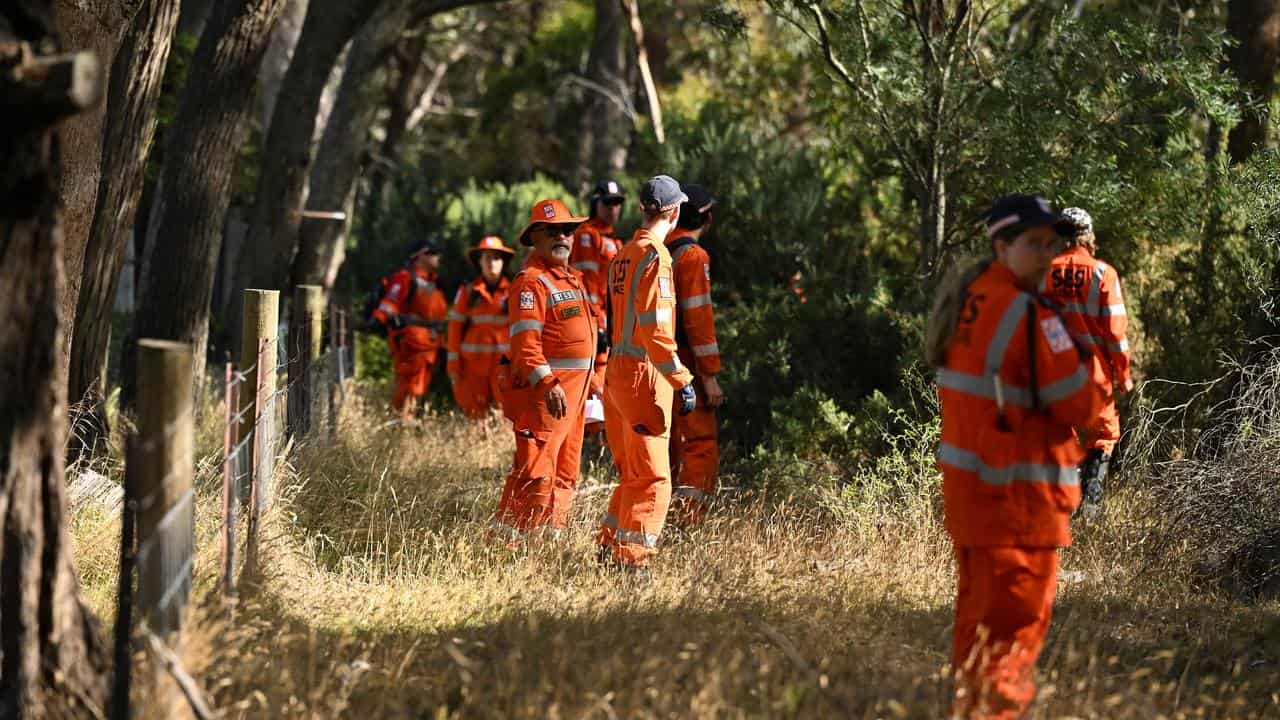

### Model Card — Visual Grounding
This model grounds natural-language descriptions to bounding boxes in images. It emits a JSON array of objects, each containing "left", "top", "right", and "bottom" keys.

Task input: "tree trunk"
[
  {"left": 68, "top": 0, "right": 181, "bottom": 460},
  {"left": 293, "top": 5, "right": 408, "bottom": 293},
  {"left": 122, "top": 0, "right": 289, "bottom": 408},
  {"left": 51, "top": 2, "right": 135, "bottom": 371},
  {"left": 1227, "top": 0, "right": 1280, "bottom": 164},
  {"left": 232, "top": 0, "right": 384, "bottom": 322},
  {"left": 575, "top": 0, "right": 630, "bottom": 185},
  {"left": 259, "top": 0, "right": 311, "bottom": 133},
  {"left": 1, "top": 6, "right": 109, "bottom": 716}
]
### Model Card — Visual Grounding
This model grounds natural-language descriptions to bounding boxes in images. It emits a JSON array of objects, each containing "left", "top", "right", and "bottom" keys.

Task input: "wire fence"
[{"left": 103, "top": 291, "right": 355, "bottom": 720}]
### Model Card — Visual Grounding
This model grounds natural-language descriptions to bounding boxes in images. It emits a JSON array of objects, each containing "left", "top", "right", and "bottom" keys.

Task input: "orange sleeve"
[
  {"left": 371, "top": 270, "right": 409, "bottom": 324},
  {"left": 634, "top": 253, "right": 695, "bottom": 389},
  {"left": 446, "top": 285, "right": 467, "bottom": 374},
  {"left": 1097, "top": 265, "right": 1132, "bottom": 388},
  {"left": 507, "top": 276, "right": 556, "bottom": 390},
  {"left": 676, "top": 247, "right": 721, "bottom": 376},
  {"left": 1028, "top": 303, "right": 1105, "bottom": 430}
]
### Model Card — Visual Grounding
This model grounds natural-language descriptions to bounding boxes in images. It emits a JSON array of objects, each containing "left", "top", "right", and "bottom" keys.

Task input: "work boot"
[{"left": 1076, "top": 448, "right": 1110, "bottom": 522}]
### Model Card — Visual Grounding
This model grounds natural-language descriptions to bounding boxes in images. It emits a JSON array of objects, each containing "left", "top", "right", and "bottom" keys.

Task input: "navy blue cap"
[
  {"left": 984, "top": 194, "right": 1073, "bottom": 238},
  {"left": 406, "top": 239, "right": 441, "bottom": 258},
  {"left": 591, "top": 179, "right": 625, "bottom": 200},
  {"left": 640, "top": 175, "right": 688, "bottom": 213}
]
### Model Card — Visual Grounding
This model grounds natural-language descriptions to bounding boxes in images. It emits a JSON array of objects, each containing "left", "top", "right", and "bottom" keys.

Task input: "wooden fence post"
[
  {"left": 236, "top": 289, "right": 278, "bottom": 506},
  {"left": 288, "top": 284, "right": 324, "bottom": 438},
  {"left": 221, "top": 359, "right": 239, "bottom": 599},
  {"left": 132, "top": 339, "right": 194, "bottom": 635}
]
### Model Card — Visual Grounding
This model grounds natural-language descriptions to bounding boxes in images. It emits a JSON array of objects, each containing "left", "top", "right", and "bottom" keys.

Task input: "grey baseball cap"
[{"left": 640, "top": 175, "right": 688, "bottom": 213}]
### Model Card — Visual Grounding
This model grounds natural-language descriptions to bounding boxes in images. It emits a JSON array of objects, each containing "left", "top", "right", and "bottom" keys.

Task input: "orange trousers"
[
  {"left": 493, "top": 369, "right": 588, "bottom": 537},
  {"left": 452, "top": 362, "right": 502, "bottom": 419},
  {"left": 1091, "top": 397, "right": 1120, "bottom": 454},
  {"left": 597, "top": 358, "right": 674, "bottom": 565},
  {"left": 668, "top": 404, "right": 718, "bottom": 527},
  {"left": 952, "top": 545, "right": 1058, "bottom": 720},
  {"left": 391, "top": 346, "right": 437, "bottom": 411}
]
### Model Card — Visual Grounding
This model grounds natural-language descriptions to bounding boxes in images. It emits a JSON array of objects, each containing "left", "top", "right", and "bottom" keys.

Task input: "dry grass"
[{"left": 71, "top": 383, "right": 1280, "bottom": 719}]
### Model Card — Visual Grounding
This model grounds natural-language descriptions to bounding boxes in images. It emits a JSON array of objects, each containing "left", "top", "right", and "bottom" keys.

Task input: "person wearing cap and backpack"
[
  {"left": 664, "top": 183, "right": 726, "bottom": 528},
  {"left": 491, "top": 199, "right": 599, "bottom": 541},
  {"left": 372, "top": 240, "right": 449, "bottom": 422},
  {"left": 926, "top": 195, "right": 1106, "bottom": 719},
  {"left": 447, "top": 235, "right": 517, "bottom": 419},
  {"left": 572, "top": 180, "right": 626, "bottom": 315},
  {"left": 1040, "top": 208, "right": 1133, "bottom": 520},
  {"left": 596, "top": 175, "right": 697, "bottom": 572}
]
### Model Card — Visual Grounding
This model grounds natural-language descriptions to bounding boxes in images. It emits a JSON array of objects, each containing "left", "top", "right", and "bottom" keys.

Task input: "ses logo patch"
[
  {"left": 1040, "top": 316, "right": 1073, "bottom": 353},
  {"left": 519, "top": 290, "right": 536, "bottom": 310}
]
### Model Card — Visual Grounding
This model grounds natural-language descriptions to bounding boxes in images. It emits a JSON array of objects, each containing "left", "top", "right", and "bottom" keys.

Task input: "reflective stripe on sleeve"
[
  {"left": 692, "top": 343, "right": 719, "bottom": 357},
  {"left": 573, "top": 261, "right": 601, "bottom": 273},
  {"left": 937, "top": 442, "right": 1079, "bottom": 487},
  {"left": 510, "top": 319, "right": 543, "bottom": 335},
  {"left": 378, "top": 302, "right": 397, "bottom": 315},
  {"left": 529, "top": 364, "right": 552, "bottom": 385},
  {"left": 1108, "top": 338, "right": 1129, "bottom": 353},
  {"left": 1101, "top": 304, "right": 1126, "bottom": 317},
  {"left": 471, "top": 314, "right": 507, "bottom": 324},
  {"left": 656, "top": 356, "right": 684, "bottom": 376},
  {"left": 447, "top": 310, "right": 465, "bottom": 322},
  {"left": 680, "top": 293, "right": 712, "bottom": 310},
  {"left": 1038, "top": 366, "right": 1088, "bottom": 404},
  {"left": 639, "top": 308, "right": 672, "bottom": 326}
]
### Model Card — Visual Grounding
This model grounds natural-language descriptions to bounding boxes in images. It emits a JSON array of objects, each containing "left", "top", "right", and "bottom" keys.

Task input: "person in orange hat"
[
  {"left": 927, "top": 194, "right": 1105, "bottom": 719},
  {"left": 372, "top": 240, "right": 449, "bottom": 422},
  {"left": 447, "top": 235, "right": 517, "bottom": 419},
  {"left": 664, "top": 183, "right": 725, "bottom": 528},
  {"left": 492, "top": 199, "right": 599, "bottom": 541},
  {"left": 596, "top": 175, "right": 697, "bottom": 571}
]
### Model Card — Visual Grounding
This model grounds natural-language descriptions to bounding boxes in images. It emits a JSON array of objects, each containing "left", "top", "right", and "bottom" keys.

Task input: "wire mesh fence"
[{"left": 104, "top": 294, "right": 355, "bottom": 720}]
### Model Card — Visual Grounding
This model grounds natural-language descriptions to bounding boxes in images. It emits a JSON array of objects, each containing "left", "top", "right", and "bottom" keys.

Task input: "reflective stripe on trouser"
[
  {"left": 597, "top": 359, "right": 674, "bottom": 565},
  {"left": 452, "top": 363, "right": 503, "bottom": 419},
  {"left": 952, "top": 545, "right": 1057, "bottom": 720},
  {"left": 493, "top": 368, "right": 589, "bottom": 533},
  {"left": 668, "top": 405, "right": 718, "bottom": 527}
]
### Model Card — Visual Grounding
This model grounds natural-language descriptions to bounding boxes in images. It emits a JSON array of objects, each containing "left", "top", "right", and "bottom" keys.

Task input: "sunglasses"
[
  {"left": 538, "top": 224, "right": 576, "bottom": 237},
  {"left": 602, "top": 197, "right": 624, "bottom": 207}
]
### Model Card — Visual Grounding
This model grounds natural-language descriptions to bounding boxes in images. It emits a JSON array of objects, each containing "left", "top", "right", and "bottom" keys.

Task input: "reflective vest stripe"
[
  {"left": 573, "top": 261, "right": 601, "bottom": 273},
  {"left": 1085, "top": 264, "right": 1107, "bottom": 315},
  {"left": 985, "top": 294, "right": 1030, "bottom": 375},
  {"left": 692, "top": 343, "right": 719, "bottom": 357},
  {"left": 936, "top": 364, "right": 1087, "bottom": 407},
  {"left": 470, "top": 314, "right": 507, "bottom": 324},
  {"left": 671, "top": 244, "right": 694, "bottom": 263},
  {"left": 613, "top": 248, "right": 660, "bottom": 358},
  {"left": 378, "top": 301, "right": 397, "bottom": 315},
  {"left": 460, "top": 342, "right": 510, "bottom": 353},
  {"left": 937, "top": 442, "right": 1079, "bottom": 487},
  {"left": 446, "top": 351, "right": 459, "bottom": 361},
  {"left": 447, "top": 310, "right": 465, "bottom": 322}
]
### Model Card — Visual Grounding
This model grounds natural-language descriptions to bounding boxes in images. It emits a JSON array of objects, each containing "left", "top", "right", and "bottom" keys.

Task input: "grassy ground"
[{"left": 71, "top": 383, "right": 1280, "bottom": 719}]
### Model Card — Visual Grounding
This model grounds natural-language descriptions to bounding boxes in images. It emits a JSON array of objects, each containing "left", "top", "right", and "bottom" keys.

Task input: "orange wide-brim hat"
[
  {"left": 518, "top": 198, "right": 588, "bottom": 247},
  {"left": 467, "top": 235, "right": 516, "bottom": 260}
]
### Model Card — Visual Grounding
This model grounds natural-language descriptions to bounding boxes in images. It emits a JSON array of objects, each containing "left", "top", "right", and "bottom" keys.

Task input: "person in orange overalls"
[
  {"left": 926, "top": 194, "right": 1105, "bottom": 719},
  {"left": 447, "top": 235, "right": 516, "bottom": 419},
  {"left": 596, "top": 175, "right": 697, "bottom": 571},
  {"left": 372, "top": 240, "right": 449, "bottom": 422},
  {"left": 572, "top": 179, "right": 625, "bottom": 315},
  {"left": 1040, "top": 207, "right": 1133, "bottom": 520},
  {"left": 665, "top": 183, "right": 726, "bottom": 527},
  {"left": 491, "top": 199, "right": 598, "bottom": 541}
]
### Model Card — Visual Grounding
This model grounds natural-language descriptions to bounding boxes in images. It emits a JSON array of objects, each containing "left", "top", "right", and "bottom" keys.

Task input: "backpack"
[{"left": 358, "top": 269, "right": 416, "bottom": 336}]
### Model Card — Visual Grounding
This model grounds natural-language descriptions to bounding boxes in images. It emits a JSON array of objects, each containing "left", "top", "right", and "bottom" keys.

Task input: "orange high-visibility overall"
[
  {"left": 373, "top": 267, "right": 448, "bottom": 411},
  {"left": 665, "top": 229, "right": 721, "bottom": 526},
  {"left": 492, "top": 254, "right": 597, "bottom": 538},
  {"left": 936, "top": 262, "right": 1105, "bottom": 719},
  {"left": 597, "top": 229, "right": 694, "bottom": 565},
  {"left": 446, "top": 276, "right": 511, "bottom": 418},
  {"left": 1041, "top": 246, "right": 1132, "bottom": 453},
  {"left": 571, "top": 217, "right": 621, "bottom": 316}
]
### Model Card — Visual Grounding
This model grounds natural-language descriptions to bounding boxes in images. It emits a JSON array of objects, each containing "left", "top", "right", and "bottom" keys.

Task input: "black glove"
[
  {"left": 388, "top": 315, "right": 405, "bottom": 330},
  {"left": 678, "top": 383, "right": 696, "bottom": 416},
  {"left": 597, "top": 327, "right": 610, "bottom": 354}
]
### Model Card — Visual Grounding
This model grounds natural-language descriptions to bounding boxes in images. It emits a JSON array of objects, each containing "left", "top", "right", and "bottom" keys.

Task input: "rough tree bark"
[
  {"left": 574, "top": 0, "right": 630, "bottom": 186},
  {"left": 122, "top": 0, "right": 289, "bottom": 407},
  {"left": 231, "top": 0, "right": 384, "bottom": 320},
  {"left": 51, "top": 1, "right": 135, "bottom": 363},
  {"left": 1226, "top": 0, "right": 1280, "bottom": 164},
  {"left": 0, "top": 5, "right": 109, "bottom": 717},
  {"left": 292, "top": 4, "right": 409, "bottom": 293},
  {"left": 258, "top": 0, "right": 310, "bottom": 133},
  {"left": 68, "top": 0, "right": 181, "bottom": 459}
]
